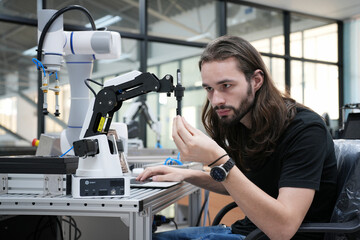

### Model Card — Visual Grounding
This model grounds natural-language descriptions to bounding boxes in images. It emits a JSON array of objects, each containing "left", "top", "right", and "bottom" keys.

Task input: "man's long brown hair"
[{"left": 200, "top": 36, "right": 298, "bottom": 171}]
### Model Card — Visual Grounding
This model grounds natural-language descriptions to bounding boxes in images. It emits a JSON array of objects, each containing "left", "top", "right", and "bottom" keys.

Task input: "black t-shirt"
[{"left": 231, "top": 108, "right": 338, "bottom": 239}]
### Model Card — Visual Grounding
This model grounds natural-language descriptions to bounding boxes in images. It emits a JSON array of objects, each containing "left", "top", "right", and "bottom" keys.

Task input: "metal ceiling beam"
[
  {"left": 0, "top": 124, "right": 31, "bottom": 143},
  {"left": 17, "top": 90, "right": 67, "bottom": 129},
  {"left": 3, "top": 88, "right": 67, "bottom": 129},
  {"left": 122, "top": 0, "right": 201, "bottom": 35},
  {"left": 87, "top": 0, "right": 138, "bottom": 26}
]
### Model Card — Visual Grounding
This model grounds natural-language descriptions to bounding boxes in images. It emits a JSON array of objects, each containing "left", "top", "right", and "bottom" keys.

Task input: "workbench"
[{"left": 0, "top": 182, "right": 201, "bottom": 240}]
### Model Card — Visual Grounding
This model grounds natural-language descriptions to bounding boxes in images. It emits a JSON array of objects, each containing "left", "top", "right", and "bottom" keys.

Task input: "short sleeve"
[{"left": 278, "top": 123, "right": 328, "bottom": 190}]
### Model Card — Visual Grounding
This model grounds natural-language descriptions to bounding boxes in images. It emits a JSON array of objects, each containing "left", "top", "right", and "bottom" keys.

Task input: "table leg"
[
  {"left": 188, "top": 188, "right": 202, "bottom": 227},
  {"left": 129, "top": 208, "right": 153, "bottom": 240}
]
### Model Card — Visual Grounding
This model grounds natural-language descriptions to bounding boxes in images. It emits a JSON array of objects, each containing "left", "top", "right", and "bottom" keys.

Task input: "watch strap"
[{"left": 223, "top": 158, "right": 235, "bottom": 172}]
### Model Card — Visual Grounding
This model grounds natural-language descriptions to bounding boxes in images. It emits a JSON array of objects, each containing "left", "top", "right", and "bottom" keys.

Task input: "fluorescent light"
[
  {"left": 85, "top": 15, "right": 122, "bottom": 28},
  {"left": 22, "top": 46, "right": 37, "bottom": 56}
]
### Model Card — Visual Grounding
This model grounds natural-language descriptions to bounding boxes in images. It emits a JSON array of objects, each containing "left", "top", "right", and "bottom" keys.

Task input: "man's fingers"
[
  {"left": 136, "top": 167, "right": 159, "bottom": 181},
  {"left": 181, "top": 117, "right": 197, "bottom": 134},
  {"left": 136, "top": 166, "right": 177, "bottom": 182},
  {"left": 172, "top": 117, "right": 187, "bottom": 151},
  {"left": 152, "top": 175, "right": 167, "bottom": 182},
  {"left": 174, "top": 116, "right": 194, "bottom": 143}
]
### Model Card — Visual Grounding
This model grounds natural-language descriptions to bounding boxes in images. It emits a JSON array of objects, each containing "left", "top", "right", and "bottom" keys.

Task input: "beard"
[{"left": 214, "top": 83, "right": 254, "bottom": 126}]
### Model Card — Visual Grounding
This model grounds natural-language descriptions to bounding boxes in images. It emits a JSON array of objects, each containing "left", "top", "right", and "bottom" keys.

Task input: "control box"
[{"left": 72, "top": 175, "right": 130, "bottom": 198}]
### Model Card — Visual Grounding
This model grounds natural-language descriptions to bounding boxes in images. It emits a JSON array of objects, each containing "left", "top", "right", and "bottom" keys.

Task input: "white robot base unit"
[{"left": 71, "top": 175, "right": 131, "bottom": 198}]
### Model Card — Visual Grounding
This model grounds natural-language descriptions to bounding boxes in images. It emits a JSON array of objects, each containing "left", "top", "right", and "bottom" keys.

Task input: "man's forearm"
[{"left": 184, "top": 169, "right": 229, "bottom": 195}]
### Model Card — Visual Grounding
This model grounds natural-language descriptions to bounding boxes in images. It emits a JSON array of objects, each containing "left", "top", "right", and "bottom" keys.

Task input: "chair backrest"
[
  {"left": 326, "top": 139, "right": 360, "bottom": 239},
  {"left": 334, "top": 139, "right": 360, "bottom": 196},
  {"left": 341, "top": 113, "right": 360, "bottom": 139}
]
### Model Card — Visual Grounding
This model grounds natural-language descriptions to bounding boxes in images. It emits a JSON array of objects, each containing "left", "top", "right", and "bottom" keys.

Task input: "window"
[
  {"left": 0, "top": 21, "right": 38, "bottom": 146},
  {"left": 148, "top": 0, "right": 217, "bottom": 43},
  {"left": 227, "top": 3, "right": 339, "bottom": 125},
  {"left": 291, "top": 61, "right": 339, "bottom": 119},
  {"left": 47, "top": 0, "right": 140, "bottom": 33},
  {"left": 290, "top": 14, "right": 338, "bottom": 119},
  {"left": 227, "top": 4, "right": 284, "bottom": 55},
  {"left": 146, "top": 42, "right": 204, "bottom": 149},
  {"left": 290, "top": 14, "right": 338, "bottom": 62},
  {"left": 0, "top": 1, "right": 342, "bottom": 148},
  {"left": 0, "top": 0, "right": 37, "bottom": 19}
]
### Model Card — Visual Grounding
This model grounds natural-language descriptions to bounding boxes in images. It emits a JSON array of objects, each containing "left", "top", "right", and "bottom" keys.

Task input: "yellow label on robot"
[{"left": 97, "top": 117, "right": 105, "bottom": 132}]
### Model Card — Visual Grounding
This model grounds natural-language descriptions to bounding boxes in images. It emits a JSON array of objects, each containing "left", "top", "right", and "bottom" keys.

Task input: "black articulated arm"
[{"left": 83, "top": 72, "right": 174, "bottom": 138}]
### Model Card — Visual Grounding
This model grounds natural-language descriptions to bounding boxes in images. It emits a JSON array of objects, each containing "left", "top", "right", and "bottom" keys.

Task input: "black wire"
[
  {"left": 68, "top": 216, "right": 72, "bottom": 240},
  {"left": 71, "top": 216, "right": 82, "bottom": 240},
  {"left": 62, "top": 216, "right": 82, "bottom": 240},
  {"left": 170, "top": 219, "right": 178, "bottom": 229},
  {"left": 72, "top": 217, "right": 82, "bottom": 240},
  {"left": 84, "top": 78, "right": 103, "bottom": 97},
  {"left": 208, "top": 210, "right": 211, "bottom": 226},
  {"left": 196, "top": 200, "right": 206, "bottom": 226},
  {"left": 64, "top": 217, "right": 79, "bottom": 240},
  {"left": 196, "top": 190, "right": 210, "bottom": 226},
  {"left": 86, "top": 78, "right": 104, "bottom": 87},
  {"left": 27, "top": 217, "right": 47, "bottom": 240},
  {"left": 49, "top": 216, "right": 57, "bottom": 238},
  {"left": 31, "top": 216, "right": 64, "bottom": 240},
  {"left": 33, "top": 216, "right": 45, "bottom": 240},
  {"left": 55, "top": 217, "right": 65, "bottom": 240},
  {"left": 62, "top": 219, "right": 73, "bottom": 239},
  {"left": 37, "top": 5, "right": 96, "bottom": 63}
]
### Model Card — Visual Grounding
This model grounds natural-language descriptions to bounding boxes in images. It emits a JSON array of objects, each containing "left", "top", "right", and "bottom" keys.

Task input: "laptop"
[{"left": 130, "top": 177, "right": 180, "bottom": 188}]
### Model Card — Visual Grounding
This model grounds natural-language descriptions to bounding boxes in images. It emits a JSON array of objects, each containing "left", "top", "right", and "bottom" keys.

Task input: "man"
[{"left": 137, "top": 35, "right": 337, "bottom": 239}]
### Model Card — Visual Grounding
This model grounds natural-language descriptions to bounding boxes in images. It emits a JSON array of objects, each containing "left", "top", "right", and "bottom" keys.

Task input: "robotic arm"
[
  {"left": 80, "top": 70, "right": 173, "bottom": 139},
  {"left": 72, "top": 70, "right": 174, "bottom": 177},
  {"left": 123, "top": 69, "right": 185, "bottom": 149},
  {"left": 37, "top": 7, "right": 122, "bottom": 153}
]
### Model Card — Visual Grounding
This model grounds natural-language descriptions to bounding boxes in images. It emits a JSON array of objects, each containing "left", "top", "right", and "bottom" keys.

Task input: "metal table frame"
[{"left": 0, "top": 182, "right": 201, "bottom": 240}]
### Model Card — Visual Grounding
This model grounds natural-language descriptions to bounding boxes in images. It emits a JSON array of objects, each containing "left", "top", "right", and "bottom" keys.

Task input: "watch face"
[{"left": 210, "top": 167, "right": 227, "bottom": 182}]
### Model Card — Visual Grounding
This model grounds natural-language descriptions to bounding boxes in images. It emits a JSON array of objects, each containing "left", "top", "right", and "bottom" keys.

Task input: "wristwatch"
[{"left": 210, "top": 158, "right": 235, "bottom": 182}]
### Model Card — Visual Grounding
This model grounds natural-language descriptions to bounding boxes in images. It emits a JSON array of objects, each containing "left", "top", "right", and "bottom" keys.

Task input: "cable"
[
  {"left": 208, "top": 208, "right": 211, "bottom": 226},
  {"left": 164, "top": 152, "right": 183, "bottom": 165},
  {"left": 60, "top": 146, "right": 73, "bottom": 157},
  {"left": 72, "top": 216, "right": 82, "bottom": 240},
  {"left": 68, "top": 216, "right": 72, "bottom": 240},
  {"left": 153, "top": 215, "right": 178, "bottom": 233},
  {"left": 32, "top": 216, "right": 64, "bottom": 240},
  {"left": 169, "top": 218, "right": 178, "bottom": 229},
  {"left": 71, "top": 216, "right": 81, "bottom": 240},
  {"left": 33, "top": 216, "right": 44, "bottom": 240},
  {"left": 37, "top": 5, "right": 96, "bottom": 63},
  {"left": 196, "top": 189, "right": 210, "bottom": 226},
  {"left": 203, "top": 190, "right": 210, "bottom": 226},
  {"left": 32, "top": 58, "right": 46, "bottom": 77},
  {"left": 55, "top": 217, "right": 65, "bottom": 240},
  {"left": 62, "top": 216, "right": 82, "bottom": 240},
  {"left": 84, "top": 78, "right": 103, "bottom": 97},
  {"left": 49, "top": 71, "right": 58, "bottom": 80},
  {"left": 156, "top": 141, "right": 163, "bottom": 149}
]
